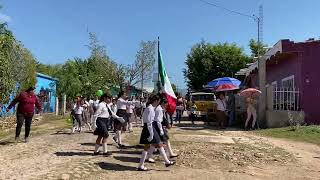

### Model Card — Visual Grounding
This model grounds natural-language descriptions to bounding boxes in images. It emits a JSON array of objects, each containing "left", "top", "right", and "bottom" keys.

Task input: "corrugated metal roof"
[{"left": 36, "top": 73, "right": 59, "bottom": 81}]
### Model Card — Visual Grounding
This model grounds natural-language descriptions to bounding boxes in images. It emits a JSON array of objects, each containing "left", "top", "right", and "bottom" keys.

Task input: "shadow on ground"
[
  {"left": 80, "top": 142, "right": 114, "bottom": 146},
  {"left": 50, "top": 130, "right": 71, "bottom": 135},
  {"left": 113, "top": 156, "right": 140, "bottom": 163},
  {"left": 120, "top": 145, "right": 144, "bottom": 150},
  {"left": 54, "top": 151, "right": 94, "bottom": 156},
  {"left": 0, "top": 141, "right": 15, "bottom": 146},
  {"left": 96, "top": 162, "right": 137, "bottom": 171},
  {"left": 110, "top": 150, "right": 141, "bottom": 155}
]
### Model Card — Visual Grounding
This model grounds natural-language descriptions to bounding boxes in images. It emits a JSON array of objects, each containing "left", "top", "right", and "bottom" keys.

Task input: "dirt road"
[{"left": 0, "top": 120, "right": 319, "bottom": 180}]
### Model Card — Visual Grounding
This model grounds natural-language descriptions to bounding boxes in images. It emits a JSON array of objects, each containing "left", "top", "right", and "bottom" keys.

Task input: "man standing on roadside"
[
  {"left": 227, "top": 90, "right": 236, "bottom": 127},
  {"left": 6, "top": 86, "right": 42, "bottom": 143}
]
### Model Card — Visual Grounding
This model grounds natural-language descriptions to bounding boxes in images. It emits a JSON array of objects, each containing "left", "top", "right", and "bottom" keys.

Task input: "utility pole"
[
  {"left": 198, "top": 1, "right": 267, "bottom": 128},
  {"left": 257, "top": 5, "right": 266, "bottom": 128}
]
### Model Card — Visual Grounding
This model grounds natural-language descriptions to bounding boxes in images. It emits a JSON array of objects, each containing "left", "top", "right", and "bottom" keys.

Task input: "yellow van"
[{"left": 190, "top": 92, "right": 216, "bottom": 119}]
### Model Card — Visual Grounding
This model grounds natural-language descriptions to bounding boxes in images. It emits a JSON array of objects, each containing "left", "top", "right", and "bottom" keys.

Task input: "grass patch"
[{"left": 255, "top": 126, "right": 320, "bottom": 145}]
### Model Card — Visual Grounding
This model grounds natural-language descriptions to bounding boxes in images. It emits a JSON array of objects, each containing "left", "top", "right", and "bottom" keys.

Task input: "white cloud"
[{"left": 0, "top": 13, "right": 11, "bottom": 23}]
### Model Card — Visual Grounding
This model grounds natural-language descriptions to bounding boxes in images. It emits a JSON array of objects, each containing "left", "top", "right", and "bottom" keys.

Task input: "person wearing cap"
[{"left": 6, "top": 86, "right": 42, "bottom": 143}]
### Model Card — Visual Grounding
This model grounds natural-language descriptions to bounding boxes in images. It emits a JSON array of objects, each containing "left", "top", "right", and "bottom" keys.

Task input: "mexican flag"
[{"left": 158, "top": 44, "right": 177, "bottom": 114}]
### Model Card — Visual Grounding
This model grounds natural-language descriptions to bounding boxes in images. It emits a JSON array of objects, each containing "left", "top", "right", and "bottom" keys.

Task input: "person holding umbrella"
[{"left": 240, "top": 88, "right": 261, "bottom": 130}]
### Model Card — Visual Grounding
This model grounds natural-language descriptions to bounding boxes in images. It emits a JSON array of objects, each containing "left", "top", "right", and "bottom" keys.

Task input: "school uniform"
[
  {"left": 73, "top": 105, "right": 84, "bottom": 127},
  {"left": 115, "top": 98, "right": 134, "bottom": 131},
  {"left": 127, "top": 104, "right": 135, "bottom": 123},
  {"left": 139, "top": 105, "right": 161, "bottom": 145},
  {"left": 94, "top": 102, "right": 119, "bottom": 138},
  {"left": 154, "top": 106, "right": 169, "bottom": 142}
]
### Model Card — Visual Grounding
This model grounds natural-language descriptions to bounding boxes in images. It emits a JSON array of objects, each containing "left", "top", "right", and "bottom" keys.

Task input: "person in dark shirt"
[
  {"left": 227, "top": 90, "right": 237, "bottom": 127},
  {"left": 7, "top": 86, "right": 42, "bottom": 143}
]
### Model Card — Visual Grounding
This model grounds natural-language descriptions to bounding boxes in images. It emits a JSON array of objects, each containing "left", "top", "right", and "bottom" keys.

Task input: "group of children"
[
  {"left": 71, "top": 92, "right": 178, "bottom": 171},
  {"left": 72, "top": 92, "right": 177, "bottom": 171}
]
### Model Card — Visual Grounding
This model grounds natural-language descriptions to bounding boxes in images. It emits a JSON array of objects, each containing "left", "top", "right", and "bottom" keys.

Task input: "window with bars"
[{"left": 273, "top": 75, "right": 299, "bottom": 111}]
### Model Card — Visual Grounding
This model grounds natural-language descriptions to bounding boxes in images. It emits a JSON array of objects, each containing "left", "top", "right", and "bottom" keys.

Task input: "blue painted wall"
[
  {"left": 35, "top": 73, "right": 58, "bottom": 113},
  {"left": 0, "top": 73, "right": 58, "bottom": 117}
]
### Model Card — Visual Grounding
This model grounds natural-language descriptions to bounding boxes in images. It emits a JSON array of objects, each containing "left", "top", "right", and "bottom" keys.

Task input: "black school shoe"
[
  {"left": 112, "top": 136, "right": 118, "bottom": 144},
  {"left": 137, "top": 167, "right": 149, "bottom": 171},
  {"left": 170, "top": 154, "right": 179, "bottom": 159},
  {"left": 165, "top": 161, "right": 176, "bottom": 167},
  {"left": 118, "top": 143, "right": 125, "bottom": 148},
  {"left": 93, "top": 152, "right": 100, "bottom": 156}
]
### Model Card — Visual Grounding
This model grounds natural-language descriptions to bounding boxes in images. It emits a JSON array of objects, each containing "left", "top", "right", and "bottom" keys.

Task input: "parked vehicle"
[{"left": 190, "top": 92, "right": 216, "bottom": 121}]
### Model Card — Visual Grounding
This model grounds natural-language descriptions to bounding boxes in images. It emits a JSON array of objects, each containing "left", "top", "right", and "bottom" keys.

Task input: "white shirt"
[
  {"left": 155, "top": 106, "right": 164, "bottom": 134},
  {"left": 89, "top": 99, "right": 94, "bottom": 105},
  {"left": 94, "top": 102, "right": 119, "bottom": 119},
  {"left": 141, "top": 102, "right": 147, "bottom": 108},
  {"left": 127, "top": 104, "right": 135, "bottom": 114},
  {"left": 117, "top": 97, "right": 138, "bottom": 110},
  {"left": 111, "top": 103, "right": 117, "bottom": 113},
  {"left": 216, "top": 99, "right": 227, "bottom": 111},
  {"left": 142, "top": 104, "right": 155, "bottom": 124},
  {"left": 73, "top": 105, "right": 84, "bottom": 115},
  {"left": 155, "top": 106, "right": 164, "bottom": 123}
]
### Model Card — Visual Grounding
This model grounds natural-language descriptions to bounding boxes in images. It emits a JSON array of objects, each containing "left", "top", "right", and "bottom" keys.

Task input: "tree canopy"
[
  {"left": 249, "top": 39, "right": 268, "bottom": 58},
  {"left": 0, "top": 22, "right": 37, "bottom": 104},
  {"left": 37, "top": 32, "right": 126, "bottom": 99},
  {"left": 183, "top": 41, "right": 250, "bottom": 90}
]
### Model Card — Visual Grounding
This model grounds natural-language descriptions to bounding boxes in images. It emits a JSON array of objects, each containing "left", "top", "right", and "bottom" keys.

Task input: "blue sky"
[{"left": 1, "top": 0, "right": 320, "bottom": 89}]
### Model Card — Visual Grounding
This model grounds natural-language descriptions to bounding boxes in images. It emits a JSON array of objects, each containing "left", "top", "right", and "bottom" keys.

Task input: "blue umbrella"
[{"left": 204, "top": 77, "right": 241, "bottom": 92}]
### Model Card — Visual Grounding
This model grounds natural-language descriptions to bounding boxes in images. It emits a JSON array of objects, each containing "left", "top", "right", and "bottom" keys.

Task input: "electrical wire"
[{"left": 199, "top": 0, "right": 256, "bottom": 20}]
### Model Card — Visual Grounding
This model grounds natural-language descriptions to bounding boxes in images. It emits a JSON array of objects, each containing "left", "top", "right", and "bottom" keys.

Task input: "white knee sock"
[
  {"left": 102, "top": 143, "right": 107, "bottom": 153},
  {"left": 159, "top": 147, "right": 170, "bottom": 164},
  {"left": 95, "top": 144, "right": 100, "bottom": 153},
  {"left": 166, "top": 141, "right": 175, "bottom": 156},
  {"left": 138, "top": 151, "right": 148, "bottom": 168},
  {"left": 147, "top": 146, "right": 155, "bottom": 159},
  {"left": 117, "top": 131, "right": 122, "bottom": 144}
]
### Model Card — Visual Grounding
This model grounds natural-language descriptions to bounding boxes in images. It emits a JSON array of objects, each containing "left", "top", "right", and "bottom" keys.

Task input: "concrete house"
[{"left": 242, "top": 39, "right": 320, "bottom": 125}]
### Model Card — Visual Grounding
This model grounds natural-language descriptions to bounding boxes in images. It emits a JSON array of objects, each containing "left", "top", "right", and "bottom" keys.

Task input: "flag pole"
[{"left": 157, "top": 36, "right": 161, "bottom": 94}]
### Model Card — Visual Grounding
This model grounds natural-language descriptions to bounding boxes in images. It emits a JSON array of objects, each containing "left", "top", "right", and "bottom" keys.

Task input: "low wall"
[
  {"left": 266, "top": 110, "right": 305, "bottom": 128},
  {"left": 0, "top": 114, "right": 43, "bottom": 130}
]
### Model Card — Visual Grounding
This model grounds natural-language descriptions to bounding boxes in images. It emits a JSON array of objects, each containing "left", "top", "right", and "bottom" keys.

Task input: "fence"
[{"left": 272, "top": 87, "right": 300, "bottom": 111}]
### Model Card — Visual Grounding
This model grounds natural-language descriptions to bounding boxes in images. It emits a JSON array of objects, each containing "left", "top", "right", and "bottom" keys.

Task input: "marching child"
[{"left": 137, "top": 95, "right": 175, "bottom": 171}]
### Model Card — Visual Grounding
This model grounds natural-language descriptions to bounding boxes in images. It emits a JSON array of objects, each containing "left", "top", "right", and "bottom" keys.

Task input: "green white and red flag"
[{"left": 158, "top": 41, "right": 177, "bottom": 114}]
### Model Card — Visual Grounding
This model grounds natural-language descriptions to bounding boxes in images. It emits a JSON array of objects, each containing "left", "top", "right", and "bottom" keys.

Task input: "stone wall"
[{"left": 0, "top": 115, "right": 43, "bottom": 130}]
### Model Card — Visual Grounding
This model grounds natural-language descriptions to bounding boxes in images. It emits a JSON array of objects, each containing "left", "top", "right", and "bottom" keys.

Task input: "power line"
[{"left": 199, "top": 0, "right": 255, "bottom": 20}]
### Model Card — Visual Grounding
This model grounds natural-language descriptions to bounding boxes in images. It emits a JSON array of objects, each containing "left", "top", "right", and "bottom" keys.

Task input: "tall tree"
[
  {"left": 0, "top": 21, "right": 37, "bottom": 103},
  {"left": 0, "top": 23, "right": 16, "bottom": 104},
  {"left": 184, "top": 41, "right": 250, "bottom": 90},
  {"left": 126, "top": 40, "right": 156, "bottom": 92},
  {"left": 249, "top": 39, "right": 268, "bottom": 58}
]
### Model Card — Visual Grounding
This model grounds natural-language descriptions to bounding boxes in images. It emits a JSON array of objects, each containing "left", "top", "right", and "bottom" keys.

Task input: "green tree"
[
  {"left": 126, "top": 40, "right": 156, "bottom": 93},
  {"left": 0, "top": 23, "right": 16, "bottom": 103},
  {"left": 0, "top": 20, "right": 37, "bottom": 103},
  {"left": 50, "top": 32, "right": 126, "bottom": 99},
  {"left": 171, "top": 83, "right": 178, "bottom": 94},
  {"left": 55, "top": 60, "right": 82, "bottom": 98},
  {"left": 249, "top": 39, "right": 268, "bottom": 58},
  {"left": 183, "top": 41, "right": 250, "bottom": 90}
]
